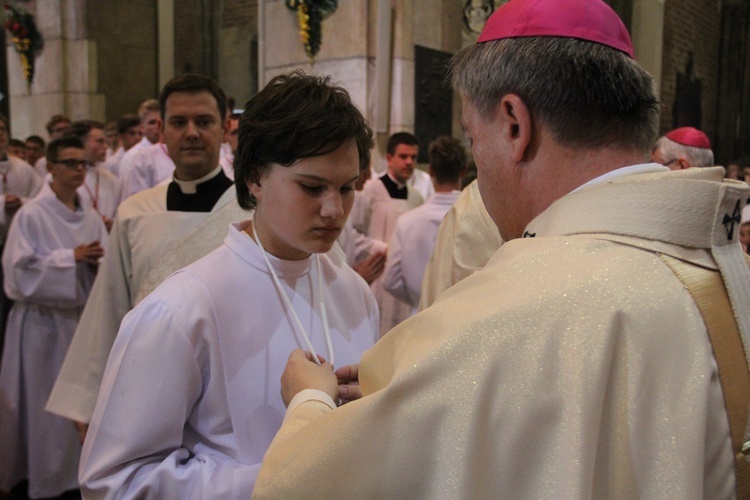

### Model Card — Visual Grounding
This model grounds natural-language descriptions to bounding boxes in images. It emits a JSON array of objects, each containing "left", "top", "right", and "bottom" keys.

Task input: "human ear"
[
  {"left": 498, "top": 94, "right": 532, "bottom": 163},
  {"left": 248, "top": 179, "right": 262, "bottom": 201}
]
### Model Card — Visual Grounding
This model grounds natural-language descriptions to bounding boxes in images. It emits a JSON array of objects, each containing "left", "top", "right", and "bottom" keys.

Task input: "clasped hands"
[{"left": 281, "top": 349, "right": 361, "bottom": 407}]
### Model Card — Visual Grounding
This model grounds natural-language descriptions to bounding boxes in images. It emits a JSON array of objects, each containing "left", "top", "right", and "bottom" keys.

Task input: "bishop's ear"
[{"left": 498, "top": 94, "right": 532, "bottom": 163}]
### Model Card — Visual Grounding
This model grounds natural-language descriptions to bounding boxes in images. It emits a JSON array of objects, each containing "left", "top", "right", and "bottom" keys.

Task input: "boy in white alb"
[
  {"left": 80, "top": 72, "right": 378, "bottom": 497},
  {"left": 0, "top": 137, "right": 107, "bottom": 498}
]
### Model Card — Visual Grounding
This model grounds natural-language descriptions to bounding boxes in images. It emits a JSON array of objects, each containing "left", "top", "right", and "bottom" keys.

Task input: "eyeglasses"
[
  {"left": 52, "top": 159, "right": 87, "bottom": 169},
  {"left": 661, "top": 158, "right": 679, "bottom": 167}
]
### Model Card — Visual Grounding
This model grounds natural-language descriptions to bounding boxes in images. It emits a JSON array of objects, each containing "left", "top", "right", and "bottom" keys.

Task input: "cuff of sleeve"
[{"left": 284, "top": 389, "right": 336, "bottom": 422}]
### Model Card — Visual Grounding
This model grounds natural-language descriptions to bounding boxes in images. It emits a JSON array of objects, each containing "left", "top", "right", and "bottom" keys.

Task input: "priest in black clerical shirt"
[
  {"left": 46, "top": 74, "right": 246, "bottom": 438},
  {"left": 352, "top": 132, "right": 424, "bottom": 336}
]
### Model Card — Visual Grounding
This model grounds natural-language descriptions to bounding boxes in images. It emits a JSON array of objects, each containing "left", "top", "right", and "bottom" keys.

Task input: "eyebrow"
[{"left": 295, "top": 173, "right": 361, "bottom": 184}]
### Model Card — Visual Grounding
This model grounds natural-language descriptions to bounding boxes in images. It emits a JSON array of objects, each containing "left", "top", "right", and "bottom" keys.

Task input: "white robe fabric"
[
  {"left": 337, "top": 193, "right": 387, "bottom": 267},
  {"left": 407, "top": 167, "right": 435, "bottom": 201},
  {"left": 0, "top": 155, "right": 43, "bottom": 245},
  {"left": 79, "top": 221, "right": 378, "bottom": 498},
  {"left": 382, "top": 190, "right": 460, "bottom": 315},
  {"left": 419, "top": 179, "right": 503, "bottom": 310},
  {"left": 120, "top": 142, "right": 175, "bottom": 202},
  {"left": 0, "top": 184, "right": 108, "bottom": 498},
  {"left": 219, "top": 142, "right": 235, "bottom": 180},
  {"left": 46, "top": 183, "right": 246, "bottom": 424},
  {"left": 78, "top": 164, "right": 122, "bottom": 221},
  {"left": 253, "top": 167, "right": 745, "bottom": 499},
  {"left": 103, "top": 146, "right": 125, "bottom": 178},
  {"left": 352, "top": 177, "right": 422, "bottom": 336},
  {"left": 116, "top": 138, "right": 156, "bottom": 198}
]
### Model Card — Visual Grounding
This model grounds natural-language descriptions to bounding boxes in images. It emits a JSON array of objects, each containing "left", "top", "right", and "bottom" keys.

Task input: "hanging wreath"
[
  {"left": 285, "top": 0, "right": 338, "bottom": 63},
  {"left": 2, "top": 2, "right": 44, "bottom": 90}
]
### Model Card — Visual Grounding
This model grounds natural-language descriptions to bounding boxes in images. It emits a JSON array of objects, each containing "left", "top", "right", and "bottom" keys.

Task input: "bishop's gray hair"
[
  {"left": 451, "top": 37, "right": 660, "bottom": 153},
  {"left": 652, "top": 136, "right": 714, "bottom": 168}
]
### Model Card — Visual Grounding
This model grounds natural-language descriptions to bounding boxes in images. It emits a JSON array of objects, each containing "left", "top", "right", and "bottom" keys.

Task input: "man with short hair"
[
  {"left": 24, "top": 135, "right": 46, "bottom": 167},
  {"left": 382, "top": 135, "right": 466, "bottom": 316},
  {"left": 6, "top": 139, "right": 27, "bottom": 162},
  {"left": 117, "top": 99, "right": 170, "bottom": 193},
  {"left": 34, "top": 114, "right": 71, "bottom": 178},
  {"left": 0, "top": 114, "right": 43, "bottom": 351},
  {"left": 0, "top": 136, "right": 107, "bottom": 499},
  {"left": 65, "top": 120, "right": 122, "bottom": 230},
  {"left": 46, "top": 74, "right": 246, "bottom": 440},
  {"left": 103, "top": 114, "right": 143, "bottom": 177},
  {"left": 118, "top": 100, "right": 176, "bottom": 201},
  {"left": 651, "top": 126, "right": 714, "bottom": 169},
  {"left": 352, "top": 131, "right": 423, "bottom": 335},
  {"left": 219, "top": 112, "right": 241, "bottom": 179},
  {"left": 253, "top": 0, "right": 750, "bottom": 497}
]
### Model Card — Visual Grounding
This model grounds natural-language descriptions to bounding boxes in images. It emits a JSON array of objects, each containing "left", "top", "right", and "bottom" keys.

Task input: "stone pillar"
[
  {"left": 632, "top": 0, "right": 665, "bottom": 96},
  {"left": 8, "top": 0, "right": 105, "bottom": 138}
]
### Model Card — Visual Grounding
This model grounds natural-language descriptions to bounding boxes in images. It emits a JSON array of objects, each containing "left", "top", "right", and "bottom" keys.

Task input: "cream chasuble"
[{"left": 254, "top": 167, "right": 748, "bottom": 499}]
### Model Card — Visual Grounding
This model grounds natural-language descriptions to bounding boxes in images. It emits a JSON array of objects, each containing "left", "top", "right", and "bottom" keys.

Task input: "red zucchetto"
[
  {"left": 665, "top": 127, "right": 711, "bottom": 149},
  {"left": 477, "top": 0, "right": 635, "bottom": 58}
]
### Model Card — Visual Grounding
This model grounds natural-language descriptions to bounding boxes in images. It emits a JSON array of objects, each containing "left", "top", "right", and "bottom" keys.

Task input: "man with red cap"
[
  {"left": 252, "top": 0, "right": 750, "bottom": 497},
  {"left": 651, "top": 126, "right": 715, "bottom": 170}
]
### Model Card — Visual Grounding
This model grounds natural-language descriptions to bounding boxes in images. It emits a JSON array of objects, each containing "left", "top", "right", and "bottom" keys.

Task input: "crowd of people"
[{"left": 0, "top": 0, "right": 748, "bottom": 497}]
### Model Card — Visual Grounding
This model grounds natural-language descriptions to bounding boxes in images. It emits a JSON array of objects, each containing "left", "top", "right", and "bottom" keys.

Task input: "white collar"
[{"left": 173, "top": 165, "right": 222, "bottom": 194}]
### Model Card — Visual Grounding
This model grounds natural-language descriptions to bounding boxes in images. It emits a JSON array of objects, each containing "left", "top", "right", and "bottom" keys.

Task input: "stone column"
[{"left": 8, "top": 0, "right": 104, "bottom": 138}]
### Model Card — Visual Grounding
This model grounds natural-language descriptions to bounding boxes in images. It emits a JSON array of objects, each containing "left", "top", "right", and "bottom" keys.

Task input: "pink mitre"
[
  {"left": 665, "top": 127, "right": 711, "bottom": 150},
  {"left": 477, "top": 0, "right": 634, "bottom": 58}
]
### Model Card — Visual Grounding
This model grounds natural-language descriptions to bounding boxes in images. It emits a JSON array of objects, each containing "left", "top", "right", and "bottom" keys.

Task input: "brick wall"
[{"left": 660, "top": 0, "right": 722, "bottom": 140}]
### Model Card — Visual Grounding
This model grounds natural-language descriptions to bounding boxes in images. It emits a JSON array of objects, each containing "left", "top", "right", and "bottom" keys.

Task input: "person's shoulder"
[
  {"left": 320, "top": 248, "right": 373, "bottom": 294},
  {"left": 117, "top": 183, "right": 168, "bottom": 218},
  {"left": 9, "top": 156, "right": 38, "bottom": 176},
  {"left": 97, "top": 166, "right": 120, "bottom": 184}
]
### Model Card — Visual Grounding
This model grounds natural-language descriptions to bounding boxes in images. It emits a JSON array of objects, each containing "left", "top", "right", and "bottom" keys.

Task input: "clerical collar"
[
  {"left": 380, "top": 173, "right": 408, "bottom": 200},
  {"left": 166, "top": 166, "right": 233, "bottom": 212},
  {"left": 173, "top": 166, "right": 223, "bottom": 194},
  {"left": 386, "top": 172, "right": 406, "bottom": 189}
]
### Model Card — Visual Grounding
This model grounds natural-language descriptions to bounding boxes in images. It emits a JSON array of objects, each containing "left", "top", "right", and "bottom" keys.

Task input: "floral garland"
[
  {"left": 2, "top": 2, "right": 44, "bottom": 89},
  {"left": 285, "top": 0, "right": 337, "bottom": 62}
]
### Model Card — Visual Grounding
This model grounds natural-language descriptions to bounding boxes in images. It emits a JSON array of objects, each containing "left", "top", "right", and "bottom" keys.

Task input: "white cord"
[{"left": 252, "top": 216, "right": 334, "bottom": 366}]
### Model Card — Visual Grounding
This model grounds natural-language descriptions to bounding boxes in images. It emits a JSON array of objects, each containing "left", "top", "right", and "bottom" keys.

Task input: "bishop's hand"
[
  {"left": 281, "top": 349, "right": 337, "bottom": 407},
  {"left": 335, "top": 364, "right": 361, "bottom": 404}
]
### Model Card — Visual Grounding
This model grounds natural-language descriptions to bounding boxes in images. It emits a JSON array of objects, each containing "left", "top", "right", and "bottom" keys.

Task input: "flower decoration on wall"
[
  {"left": 2, "top": 2, "right": 44, "bottom": 90},
  {"left": 285, "top": 0, "right": 338, "bottom": 63}
]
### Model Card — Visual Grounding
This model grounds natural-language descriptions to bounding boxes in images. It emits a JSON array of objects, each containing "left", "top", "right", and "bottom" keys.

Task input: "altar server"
[{"left": 0, "top": 136, "right": 107, "bottom": 498}]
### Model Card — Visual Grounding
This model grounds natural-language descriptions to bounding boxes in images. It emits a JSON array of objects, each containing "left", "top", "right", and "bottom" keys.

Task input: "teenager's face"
[
  {"left": 49, "top": 147, "right": 87, "bottom": 191},
  {"left": 249, "top": 140, "right": 360, "bottom": 260},
  {"left": 84, "top": 128, "right": 108, "bottom": 164},
  {"left": 121, "top": 126, "right": 143, "bottom": 150}
]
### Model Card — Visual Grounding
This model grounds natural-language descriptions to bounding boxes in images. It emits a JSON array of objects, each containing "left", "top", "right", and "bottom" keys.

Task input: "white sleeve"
[
  {"left": 80, "top": 300, "right": 256, "bottom": 499},
  {"left": 1, "top": 211, "right": 79, "bottom": 304},
  {"left": 46, "top": 215, "right": 134, "bottom": 422},
  {"left": 18, "top": 167, "right": 43, "bottom": 204},
  {"left": 122, "top": 157, "right": 152, "bottom": 201},
  {"left": 382, "top": 221, "right": 412, "bottom": 305}
]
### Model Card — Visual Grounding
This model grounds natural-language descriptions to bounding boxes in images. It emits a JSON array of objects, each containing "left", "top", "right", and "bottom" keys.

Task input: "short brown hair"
[{"left": 234, "top": 71, "right": 373, "bottom": 210}]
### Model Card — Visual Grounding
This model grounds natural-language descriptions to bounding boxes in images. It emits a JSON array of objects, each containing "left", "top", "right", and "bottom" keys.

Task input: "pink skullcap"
[
  {"left": 665, "top": 127, "right": 711, "bottom": 149},
  {"left": 477, "top": 0, "right": 635, "bottom": 58}
]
